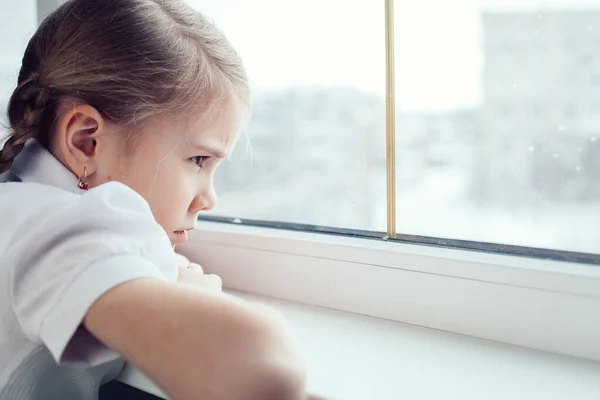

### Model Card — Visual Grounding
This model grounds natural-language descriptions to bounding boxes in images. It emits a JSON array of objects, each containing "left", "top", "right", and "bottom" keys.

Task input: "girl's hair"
[{"left": 0, "top": 0, "right": 249, "bottom": 174}]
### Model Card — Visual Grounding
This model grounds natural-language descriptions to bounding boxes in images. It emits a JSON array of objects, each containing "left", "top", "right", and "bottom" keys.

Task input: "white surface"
[
  {"left": 176, "top": 223, "right": 600, "bottom": 361},
  {"left": 119, "top": 291, "right": 600, "bottom": 400}
]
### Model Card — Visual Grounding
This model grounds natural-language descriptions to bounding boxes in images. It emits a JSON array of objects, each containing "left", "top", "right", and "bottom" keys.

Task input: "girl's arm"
[{"left": 84, "top": 278, "right": 307, "bottom": 400}]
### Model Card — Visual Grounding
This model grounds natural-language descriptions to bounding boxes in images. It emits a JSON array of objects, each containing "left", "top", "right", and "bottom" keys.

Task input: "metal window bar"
[
  {"left": 385, "top": 0, "right": 397, "bottom": 239},
  {"left": 198, "top": 215, "right": 600, "bottom": 266}
]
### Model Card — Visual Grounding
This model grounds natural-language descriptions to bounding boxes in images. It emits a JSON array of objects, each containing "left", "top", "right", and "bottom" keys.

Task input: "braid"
[{"left": 0, "top": 75, "right": 56, "bottom": 174}]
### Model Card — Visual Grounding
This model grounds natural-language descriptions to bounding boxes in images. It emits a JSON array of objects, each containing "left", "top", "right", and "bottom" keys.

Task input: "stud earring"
[{"left": 78, "top": 166, "right": 89, "bottom": 191}]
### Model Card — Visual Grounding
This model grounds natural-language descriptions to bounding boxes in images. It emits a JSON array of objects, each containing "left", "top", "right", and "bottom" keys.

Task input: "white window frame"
[{"left": 178, "top": 221, "right": 600, "bottom": 362}]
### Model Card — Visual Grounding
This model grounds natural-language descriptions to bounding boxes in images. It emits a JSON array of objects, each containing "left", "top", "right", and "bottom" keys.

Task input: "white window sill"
[
  {"left": 175, "top": 222, "right": 600, "bottom": 362},
  {"left": 118, "top": 291, "right": 600, "bottom": 400}
]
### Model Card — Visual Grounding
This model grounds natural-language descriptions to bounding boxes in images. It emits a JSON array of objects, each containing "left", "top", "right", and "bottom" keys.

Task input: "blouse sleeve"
[{"left": 8, "top": 182, "right": 177, "bottom": 365}]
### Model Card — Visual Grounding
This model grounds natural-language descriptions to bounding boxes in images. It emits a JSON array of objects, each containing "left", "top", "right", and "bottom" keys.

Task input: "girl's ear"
[{"left": 56, "top": 103, "right": 106, "bottom": 174}]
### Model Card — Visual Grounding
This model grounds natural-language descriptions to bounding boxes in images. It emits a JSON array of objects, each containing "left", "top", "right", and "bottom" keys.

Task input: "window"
[
  {"left": 0, "top": 1, "right": 38, "bottom": 144},
  {"left": 191, "top": 0, "right": 600, "bottom": 257},
  {"left": 395, "top": 1, "right": 600, "bottom": 254}
]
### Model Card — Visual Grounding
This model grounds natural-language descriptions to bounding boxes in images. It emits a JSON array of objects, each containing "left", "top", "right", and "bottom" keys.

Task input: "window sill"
[
  {"left": 118, "top": 291, "right": 600, "bottom": 400},
  {"left": 175, "top": 222, "right": 600, "bottom": 362}
]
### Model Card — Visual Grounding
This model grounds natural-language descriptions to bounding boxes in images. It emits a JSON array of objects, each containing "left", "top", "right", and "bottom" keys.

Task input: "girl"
[{"left": 0, "top": 1, "right": 307, "bottom": 399}]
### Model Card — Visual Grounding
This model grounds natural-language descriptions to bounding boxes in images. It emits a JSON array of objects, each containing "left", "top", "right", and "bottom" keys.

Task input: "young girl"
[{"left": 0, "top": 1, "right": 307, "bottom": 399}]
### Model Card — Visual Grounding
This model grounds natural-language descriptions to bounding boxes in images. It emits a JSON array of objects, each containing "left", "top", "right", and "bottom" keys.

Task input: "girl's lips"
[{"left": 171, "top": 230, "right": 188, "bottom": 244}]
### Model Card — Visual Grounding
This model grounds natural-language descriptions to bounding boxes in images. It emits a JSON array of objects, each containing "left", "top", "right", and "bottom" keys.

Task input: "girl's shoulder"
[
  {"left": 0, "top": 181, "right": 170, "bottom": 261},
  {"left": 1, "top": 180, "right": 151, "bottom": 216},
  {"left": 0, "top": 183, "right": 176, "bottom": 372}
]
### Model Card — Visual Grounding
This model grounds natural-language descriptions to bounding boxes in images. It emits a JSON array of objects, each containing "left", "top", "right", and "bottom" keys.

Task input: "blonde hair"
[{"left": 0, "top": 0, "right": 249, "bottom": 173}]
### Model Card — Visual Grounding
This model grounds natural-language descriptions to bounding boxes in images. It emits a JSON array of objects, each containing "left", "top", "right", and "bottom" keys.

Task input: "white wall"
[{"left": 0, "top": 0, "right": 37, "bottom": 143}]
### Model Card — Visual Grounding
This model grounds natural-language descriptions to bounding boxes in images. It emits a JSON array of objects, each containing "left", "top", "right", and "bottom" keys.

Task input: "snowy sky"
[
  {"left": 188, "top": 0, "right": 600, "bottom": 110},
  {"left": 1, "top": 0, "right": 600, "bottom": 111}
]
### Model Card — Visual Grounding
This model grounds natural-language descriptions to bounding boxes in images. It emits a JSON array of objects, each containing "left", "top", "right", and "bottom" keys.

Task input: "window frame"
[
  {"left": 200, "top": 215, "right": 600, "bottom": 266},
  {"left": 178, "top": 221, "right": 600, "bottom": 362}
]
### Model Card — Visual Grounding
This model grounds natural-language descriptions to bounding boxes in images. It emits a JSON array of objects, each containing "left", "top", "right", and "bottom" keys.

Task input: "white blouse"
[{"left": 0, "top": 140, "right": 177, "bottom": 399}]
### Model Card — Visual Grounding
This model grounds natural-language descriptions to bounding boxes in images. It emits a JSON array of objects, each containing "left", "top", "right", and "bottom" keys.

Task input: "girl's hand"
[{"left": 175, "top": 253, "right": 222, "bottom": 293}]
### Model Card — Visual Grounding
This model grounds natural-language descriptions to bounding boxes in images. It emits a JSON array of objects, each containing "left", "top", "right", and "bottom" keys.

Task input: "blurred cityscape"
[
  {"left": 213, "top": 5, "right": 600, "bottom": 253},
  {"left": 1, "top": 2, "right": 599, "bottom": 254}
]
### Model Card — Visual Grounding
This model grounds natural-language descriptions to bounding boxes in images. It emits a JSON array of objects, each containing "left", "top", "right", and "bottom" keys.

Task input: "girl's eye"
[{"left": 190, "top": 156, "right": 208, "bottom": 168}]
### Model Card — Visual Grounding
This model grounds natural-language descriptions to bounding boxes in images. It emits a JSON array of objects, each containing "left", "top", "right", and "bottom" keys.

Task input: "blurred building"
[
  {"left": 213, "top": 86, "right": 386, "bottom": 228},
  {"left": 477, "top": 7, "right": 600, "bottom": 202}
]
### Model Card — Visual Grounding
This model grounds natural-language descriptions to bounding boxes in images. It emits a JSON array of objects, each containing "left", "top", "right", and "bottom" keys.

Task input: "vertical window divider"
[{"left": 385, "top": 0, "right": 397, "bottom": 238}]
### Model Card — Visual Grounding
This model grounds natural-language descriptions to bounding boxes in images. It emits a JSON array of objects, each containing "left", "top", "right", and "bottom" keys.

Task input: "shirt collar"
[{"left": 9, "top": 140, "right": 80, "bottom": 194}]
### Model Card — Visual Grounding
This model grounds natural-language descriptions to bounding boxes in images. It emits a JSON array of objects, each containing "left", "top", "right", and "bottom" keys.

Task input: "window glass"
[{"left": 395, "top": 0, "right": 600, "bottom": 253}]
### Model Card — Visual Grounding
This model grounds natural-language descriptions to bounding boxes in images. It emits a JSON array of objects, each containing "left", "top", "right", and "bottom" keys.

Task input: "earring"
[{"left": 78, "top": 166, "right": 89, "bottom": 191}]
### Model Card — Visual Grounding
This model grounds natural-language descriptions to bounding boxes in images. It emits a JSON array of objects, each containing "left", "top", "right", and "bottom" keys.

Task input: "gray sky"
[
  {"left": 1, "top": 0, "right": 600, "bottom": 112},
  {"left": 189, "top": 0, "right": 600, "bottom": 110}
]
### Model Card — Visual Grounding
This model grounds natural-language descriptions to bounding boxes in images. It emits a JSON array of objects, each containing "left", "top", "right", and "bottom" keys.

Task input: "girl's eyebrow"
[{"left": 190, "top": 143, "right": 228, "bottom": 159}]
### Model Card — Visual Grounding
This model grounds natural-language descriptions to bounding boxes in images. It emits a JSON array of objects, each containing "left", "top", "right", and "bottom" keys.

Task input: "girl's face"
[
  {"left": 55, "top": 99, "right": 242, "bottom": 246},
  {"left": 109, "top": 104, "right": 241, "bottom": 246}
]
